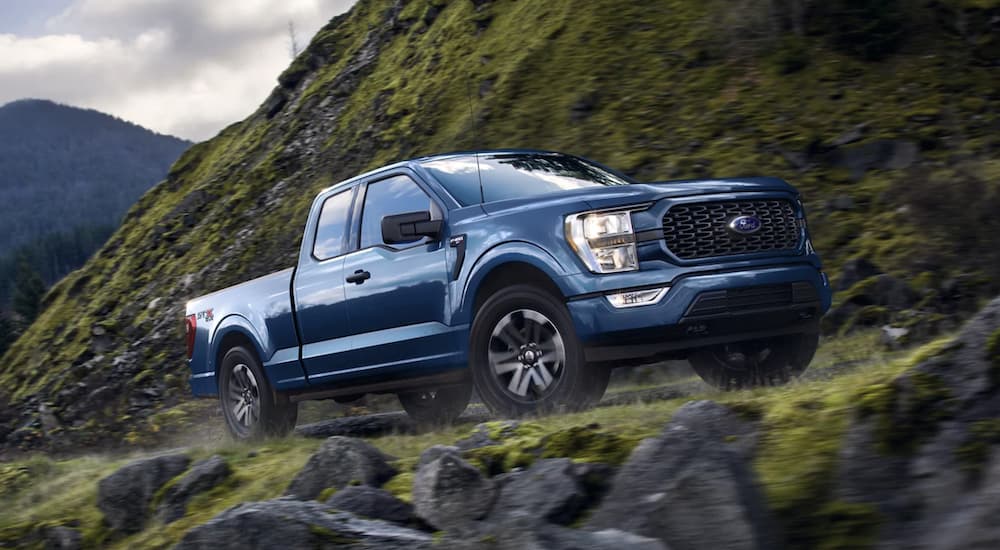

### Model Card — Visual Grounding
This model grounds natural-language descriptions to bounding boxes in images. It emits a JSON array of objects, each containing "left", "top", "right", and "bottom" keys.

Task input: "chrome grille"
[{"left": 661, "top": 199, "right": 801, "bottom": 260}]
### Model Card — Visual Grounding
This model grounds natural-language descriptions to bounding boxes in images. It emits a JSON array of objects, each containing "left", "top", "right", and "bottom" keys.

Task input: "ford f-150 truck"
[{"left": 185, "top": 150, "right": 832, "bottom": 439}]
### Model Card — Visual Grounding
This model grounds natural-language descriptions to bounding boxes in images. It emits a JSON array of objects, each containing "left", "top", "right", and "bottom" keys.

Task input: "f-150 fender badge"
[{"left": 196, "top": 309, "right": 214, "bottom": 322}]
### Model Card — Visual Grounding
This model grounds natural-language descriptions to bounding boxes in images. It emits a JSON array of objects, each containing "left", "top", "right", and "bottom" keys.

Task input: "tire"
[
  {"left": 470, "top": 285, "right": 609, "bottom": 417},
  {"left": 688, "top": 332, "right": 819, "bottom": 390},
  {"left": 219, "top": 346, "right": 298, "bottom": 440},
  {"left": 398, "top": 381, "right": 473, "bottom": 426}
]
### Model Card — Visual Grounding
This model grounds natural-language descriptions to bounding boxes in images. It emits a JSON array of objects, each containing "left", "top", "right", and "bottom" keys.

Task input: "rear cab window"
[{"left": 312, "top": 189, "right": 354, "bottom": 260}]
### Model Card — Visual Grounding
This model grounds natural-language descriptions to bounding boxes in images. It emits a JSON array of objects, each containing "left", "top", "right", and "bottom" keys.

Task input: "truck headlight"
[{"left": 565, "top": 209, "right": 639, "bottom": 273}]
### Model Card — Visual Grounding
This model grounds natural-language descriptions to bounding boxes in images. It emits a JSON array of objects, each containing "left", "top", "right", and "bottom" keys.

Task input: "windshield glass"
[{"left": 421, "top": 152, "right": 631, "bottom": 206}]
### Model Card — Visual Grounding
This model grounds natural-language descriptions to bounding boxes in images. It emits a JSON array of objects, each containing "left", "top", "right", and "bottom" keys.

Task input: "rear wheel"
[
  {"left": 688, "top": 332, "right": 819, "bottom": 390},
  {"left": 398, "top": 382, "right": 472, "bottom": 426},
  {"left": 219, "top": 346, "right": 298, "bottom": 440},
  {"left": 470, "top": 285, "right": 609, "bottom": 417}
]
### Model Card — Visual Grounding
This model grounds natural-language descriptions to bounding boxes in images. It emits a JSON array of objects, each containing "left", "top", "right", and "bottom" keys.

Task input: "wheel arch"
[
  {"left": 211, "top": 315, "right": 268, "bottom": 384},
  {"left": 460, "top": 242, "right": 571, "bottom": 325}
]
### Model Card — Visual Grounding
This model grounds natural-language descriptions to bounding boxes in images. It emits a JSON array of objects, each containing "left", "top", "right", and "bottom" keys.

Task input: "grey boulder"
[
  {"left": 97, "top": 453, "right": 191, "bottom": 533},
  {"left": 417, "top": 444, "right": 460, "bottom": 469},
  {"left": 588, "top": 417, "right": 773, "bottom": 550},
  {"left": 176, "top": 497, "right": 432, "bottom": 550},
  {"left": 158, "top": 455, "right": 232, "bottom": 523},
  {"left": 327, "top": 485, "right": 415, "bottom": 525},
  {"left": 412, "top": 449, "right": 496, "bottom": 532},
  {"left": 286, "top": 436, "right": 397, "bottom": 500},
  {"left": 488, "top": 458, "right": 589, "bottom": 525}
]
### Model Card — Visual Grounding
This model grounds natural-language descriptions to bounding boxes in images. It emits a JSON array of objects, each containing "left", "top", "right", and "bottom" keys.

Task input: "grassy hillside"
[{"left": 1, "top": 0, "right": 998, "bottom": 451}]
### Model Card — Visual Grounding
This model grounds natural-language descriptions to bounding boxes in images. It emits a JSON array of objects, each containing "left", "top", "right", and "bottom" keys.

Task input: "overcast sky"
[{"left": 0, "top": 0, "right": 356, "bottom": 141}]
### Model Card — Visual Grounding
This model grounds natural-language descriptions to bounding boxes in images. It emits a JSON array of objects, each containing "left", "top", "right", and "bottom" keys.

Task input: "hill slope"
[
  {"left": 0, "top": 0, "right": 998, "bottom": 452},
  {"left": 0, "top": 99, "right": 191, "bottom": 301}
]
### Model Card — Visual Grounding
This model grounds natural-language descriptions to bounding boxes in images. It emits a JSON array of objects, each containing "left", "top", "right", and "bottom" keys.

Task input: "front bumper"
[{"left": 565, "top": 263, "right": 832, "bottom": 362}]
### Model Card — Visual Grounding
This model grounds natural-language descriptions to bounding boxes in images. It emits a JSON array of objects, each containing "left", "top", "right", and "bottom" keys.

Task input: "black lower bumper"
[{"left": 584, "top": 286, "right": 821, "bottom": 364}]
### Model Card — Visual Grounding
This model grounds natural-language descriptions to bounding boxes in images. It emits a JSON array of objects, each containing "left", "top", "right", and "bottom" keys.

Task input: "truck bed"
[{"left": 186, "top": 267, "right": 302, "bottom": 396}]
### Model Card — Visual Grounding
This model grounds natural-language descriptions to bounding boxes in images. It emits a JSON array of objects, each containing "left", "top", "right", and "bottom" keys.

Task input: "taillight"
[{"left": 185, "top": 314, "right": 197, "bottom": 359}]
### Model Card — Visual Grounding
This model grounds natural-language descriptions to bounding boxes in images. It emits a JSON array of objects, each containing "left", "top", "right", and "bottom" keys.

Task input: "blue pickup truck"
[{"left": 185, "top": 150, "right": 832, "bottom": 439}]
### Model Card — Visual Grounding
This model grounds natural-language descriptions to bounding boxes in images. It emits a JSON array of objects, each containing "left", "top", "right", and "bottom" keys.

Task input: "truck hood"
[{"left": 480, "top": 177, "right": 796, "bottom": 215}]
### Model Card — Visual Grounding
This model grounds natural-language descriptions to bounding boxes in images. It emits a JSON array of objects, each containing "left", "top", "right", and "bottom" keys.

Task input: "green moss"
[
  {"left": 382, "top": 472, "right": 415, "bottom": 503},
  {"left": 316, "top": 487, "right": 337, "bottom": 502},
  {"left": 539, "top": 425, "right": 639, "bottom": 466}
]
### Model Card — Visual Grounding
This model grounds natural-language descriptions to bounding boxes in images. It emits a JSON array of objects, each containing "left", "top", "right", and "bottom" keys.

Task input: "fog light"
[{"left": 606, "top": 287, "right": 669, "bottom": 308}]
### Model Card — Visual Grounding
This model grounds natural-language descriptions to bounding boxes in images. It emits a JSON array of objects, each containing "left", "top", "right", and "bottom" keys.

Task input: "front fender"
[{"left": 454, "top": 240, "right": 572, "bottom": 325}]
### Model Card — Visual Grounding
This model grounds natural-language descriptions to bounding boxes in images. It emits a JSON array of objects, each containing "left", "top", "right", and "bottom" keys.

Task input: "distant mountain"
[{"left": 0, "top": 99, "right": 191, "bottom": 298}]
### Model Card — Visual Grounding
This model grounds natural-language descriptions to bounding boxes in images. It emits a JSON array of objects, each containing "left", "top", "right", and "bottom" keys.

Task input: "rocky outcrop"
[
  {"left": 285, "top": 436, "right": 397, "bottom": 500},
  {"left": 97, "top": 453, "right": 191, "bottom": 533},
  {"left": 157, "top": 455, "right": 232, "bottom": 523},
  {"left": 175, "top": 498, "right": 432, "bottom": 550},
  {"left": 411, "top": 449, "right": 497, "bottom": 533},
  {"left": 326, "top": 485, "right": 415, "bottom": 525},
  {"left": 833, "top": 295, "right": 1000, "bottom": 548},
  {"left": 587, "top": 402, "right": 774, "bottom": 550}
]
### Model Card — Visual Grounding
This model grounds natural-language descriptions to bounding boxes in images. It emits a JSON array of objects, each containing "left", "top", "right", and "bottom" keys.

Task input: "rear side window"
[
  {"left": 313, "top": 189, "right": 353, "bottom": 260},
  {"left": 360, "top": 175, "right": 439, "bottom": 249}
]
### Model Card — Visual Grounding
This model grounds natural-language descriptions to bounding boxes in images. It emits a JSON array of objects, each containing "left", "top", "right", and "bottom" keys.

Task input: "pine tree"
[
  {"left": 0, "top": 313, "right": 14, "bottom": 356},
  {"left": 12, "top": 257, "right": 45, "bottom": 324}
]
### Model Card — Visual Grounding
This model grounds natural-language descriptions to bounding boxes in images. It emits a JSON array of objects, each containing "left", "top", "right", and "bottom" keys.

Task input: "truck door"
[
  {"left": 339, "top": 171, "right": 462, "bottom": 379},
  {"left": 292, "top": 186, "right": 355, "bottom": 382}
]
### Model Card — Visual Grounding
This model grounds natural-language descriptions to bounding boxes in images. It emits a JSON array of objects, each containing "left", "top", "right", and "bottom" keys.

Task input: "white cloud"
[{"left": 0, "top": 0, "right": 356, "bottom": 141}]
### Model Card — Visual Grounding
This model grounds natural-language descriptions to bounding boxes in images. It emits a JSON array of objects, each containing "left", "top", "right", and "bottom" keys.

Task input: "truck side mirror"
[{"left": 381, "top": 211, "right": 443, "bottom": 244}]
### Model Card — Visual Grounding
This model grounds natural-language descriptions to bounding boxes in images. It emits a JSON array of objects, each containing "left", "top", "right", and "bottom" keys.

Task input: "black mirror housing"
[{"left": 381, "top": 211, "right": 443, "bottom": 244}]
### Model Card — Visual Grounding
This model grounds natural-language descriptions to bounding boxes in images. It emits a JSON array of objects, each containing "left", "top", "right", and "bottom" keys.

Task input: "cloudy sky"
[{"left": 0, "top": 0, "right": 356, "bottom": 141}]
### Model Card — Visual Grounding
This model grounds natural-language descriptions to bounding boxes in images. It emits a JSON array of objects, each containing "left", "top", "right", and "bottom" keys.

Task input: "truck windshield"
[{"left": 421, "top": 152, "right": 631, "bottom": 206}]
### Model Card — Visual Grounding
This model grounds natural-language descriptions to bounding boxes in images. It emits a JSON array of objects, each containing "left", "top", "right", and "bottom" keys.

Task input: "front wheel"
[
  {"left": 398, "top": 382, "right": 472, "bottom": 426},
  {"left": 688, "top": 332, "right": 819, "bottom": 390},
  {"left": 470, "top": 285, "right": 609, "bottom": 417},
  {"left": 219, "top": 346, "right": 298, "bottom": 440}
]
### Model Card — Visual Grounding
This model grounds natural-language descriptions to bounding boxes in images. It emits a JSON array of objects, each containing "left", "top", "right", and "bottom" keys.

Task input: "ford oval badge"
[{"left": 728, "top": 215, "right": 762, "bottom": 235}]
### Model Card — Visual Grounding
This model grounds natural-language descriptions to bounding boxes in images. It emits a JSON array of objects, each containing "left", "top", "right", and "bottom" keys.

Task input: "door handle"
[{"left": 346, "top": 269, "right": 371, "bottom": 284}]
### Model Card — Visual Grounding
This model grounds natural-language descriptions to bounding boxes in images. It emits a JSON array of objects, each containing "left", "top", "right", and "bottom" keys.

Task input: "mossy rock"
[{"left": 539, "top": 425, "right": 638, "bottom": 466}]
